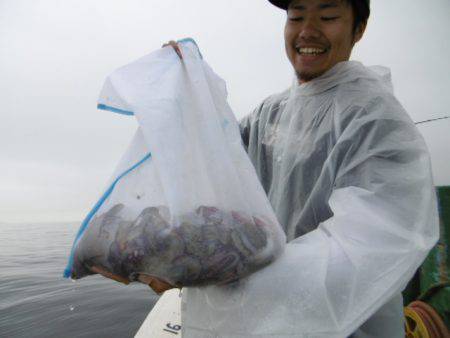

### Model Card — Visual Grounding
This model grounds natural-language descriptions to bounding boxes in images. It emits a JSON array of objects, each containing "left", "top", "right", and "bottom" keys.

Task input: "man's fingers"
[
  {"left": 169, "top": 41, "right": 183, "bottom": 59},
  {"left": 138, "top": 274, "right": 175, "bottom": 294},
  {"left": 90, "top": 265, "right": 130, "bottom": 285},
  {"left": 89, "top": 266, "right": 177, "bottom": 294},
  {"left": 162, "top": 40, "right": 183, "bottom": 59}
]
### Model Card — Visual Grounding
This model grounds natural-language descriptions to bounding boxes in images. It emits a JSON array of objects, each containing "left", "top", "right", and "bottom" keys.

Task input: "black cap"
[{"left": 268, "top": 0, "right": 370, "bottom": 10}]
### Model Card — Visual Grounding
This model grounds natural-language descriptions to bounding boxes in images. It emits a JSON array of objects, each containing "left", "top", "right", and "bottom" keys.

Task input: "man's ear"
[{"left": 353, "top": 21, "right": 367, "bottom": 44}]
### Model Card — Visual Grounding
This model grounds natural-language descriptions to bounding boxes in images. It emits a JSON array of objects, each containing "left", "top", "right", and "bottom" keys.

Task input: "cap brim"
[
  {"left": 268, "top": 0, "right": 289, "bottom": 10},
  {"left": 268, "top": 0, "right": 370, "bottom": 10}
]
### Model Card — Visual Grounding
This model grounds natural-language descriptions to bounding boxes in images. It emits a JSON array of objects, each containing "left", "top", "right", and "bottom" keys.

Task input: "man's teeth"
[{"left": 296, "top": 47, "right": 326, "bottom": 55}]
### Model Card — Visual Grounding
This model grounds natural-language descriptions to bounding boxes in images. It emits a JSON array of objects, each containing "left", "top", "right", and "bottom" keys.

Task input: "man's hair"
[
  {"left": 283, "top": 0, "right": 370, "bottom": 32},
  {"left": 345, "top": 0, "right": 370, "bottom": 32}
]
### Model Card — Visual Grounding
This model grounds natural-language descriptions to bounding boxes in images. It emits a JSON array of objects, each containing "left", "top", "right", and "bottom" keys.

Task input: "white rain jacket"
[{"left": 181, "top": 61, "right": 439, "bottom": 337}]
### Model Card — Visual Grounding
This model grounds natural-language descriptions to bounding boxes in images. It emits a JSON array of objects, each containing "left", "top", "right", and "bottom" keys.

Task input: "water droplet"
[{"left": 69, "top": 305, "right": 75, "bottom": 311}]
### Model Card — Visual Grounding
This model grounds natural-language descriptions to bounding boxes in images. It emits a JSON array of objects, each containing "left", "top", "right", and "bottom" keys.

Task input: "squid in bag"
[{"left": 63, "top": 39, "right": 286, "bottom": 287}]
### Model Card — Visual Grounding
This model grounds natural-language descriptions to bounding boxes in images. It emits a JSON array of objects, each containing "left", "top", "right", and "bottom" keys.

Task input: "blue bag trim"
[
  {"left": 177, "top": 37, "right": 203, "bottom": 59},
  {"left": 63, "top": 152, "right": 152, "bottom": 278},
  {"left": 97, "top": 103, "right": 135, "bottom": 116}
]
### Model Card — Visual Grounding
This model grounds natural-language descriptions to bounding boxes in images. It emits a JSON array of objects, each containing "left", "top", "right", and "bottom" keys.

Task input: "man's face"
[{"left": 284, "top": 0, "right": 365, "bottom": 83}]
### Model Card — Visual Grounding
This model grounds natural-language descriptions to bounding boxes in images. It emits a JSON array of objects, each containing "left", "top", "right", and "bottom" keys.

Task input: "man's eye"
[
  {"left": 321, "top": 16, "right": 340, "bottom": 21},
  {"left": 289, "top": 17, "right": 304, "bottom": 22}
]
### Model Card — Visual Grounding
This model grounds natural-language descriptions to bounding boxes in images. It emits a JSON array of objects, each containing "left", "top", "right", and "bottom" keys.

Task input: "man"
[
  {"left": 180, "top": 1, "right": 439, "bottom": 337},
  {"left": 96, "top": 1, "right": 439, "bottom": 336}
]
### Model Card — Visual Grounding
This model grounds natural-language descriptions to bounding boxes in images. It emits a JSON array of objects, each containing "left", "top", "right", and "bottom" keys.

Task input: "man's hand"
[
  {"left": 90, "top": 265, "right": 176, "bottom": 295},
  {"left": 162, "top": 40, "right": 183, "bottom": 59},
  {"left": 137, "top": 274, "right": 177, "bottom": 295},
  {"left": 90, "top": 265, "right": 130, "bottom": 284}
]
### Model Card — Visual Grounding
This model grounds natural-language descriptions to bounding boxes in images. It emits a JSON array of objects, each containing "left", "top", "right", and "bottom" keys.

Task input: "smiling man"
[
  {"left": 283, "top": 0, "right": 366, "bottom": 82},
  {"left": 181, "top": 0, "right": 439, "bottom": 337}
]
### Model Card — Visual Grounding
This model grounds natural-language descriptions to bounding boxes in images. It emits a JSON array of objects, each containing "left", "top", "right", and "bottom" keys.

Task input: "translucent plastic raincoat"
[{"left": 181, "top": 61, "right": 439, "bottom": 338}]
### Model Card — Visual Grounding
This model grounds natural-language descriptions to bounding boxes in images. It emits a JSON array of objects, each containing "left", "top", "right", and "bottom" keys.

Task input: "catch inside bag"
[{"left": 63, "top": 39, "right": 286, "bottom": 287}]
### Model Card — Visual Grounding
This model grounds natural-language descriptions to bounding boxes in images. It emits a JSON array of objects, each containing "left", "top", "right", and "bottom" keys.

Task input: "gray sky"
[{"left": 1, "top": 0, "right": 449, "bottom": 223}]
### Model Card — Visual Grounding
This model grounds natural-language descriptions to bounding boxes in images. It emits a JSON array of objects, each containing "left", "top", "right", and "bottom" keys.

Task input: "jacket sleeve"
[
  {"left": 182, "top": 96, "right": 439, "bottom": 338},
  {"left": 238, "top": 114, "right": 251, "bottom": 151}
]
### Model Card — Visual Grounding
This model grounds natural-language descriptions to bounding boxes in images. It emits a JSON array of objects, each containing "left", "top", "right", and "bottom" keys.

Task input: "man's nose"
[{"left": 298, "top": 18, "right": 321, "bottom": 40}]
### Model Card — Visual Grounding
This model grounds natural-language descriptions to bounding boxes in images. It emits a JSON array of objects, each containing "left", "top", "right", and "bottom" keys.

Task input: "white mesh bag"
[{"left": 63, "top": 39, "right": 286, "bottom": 287}]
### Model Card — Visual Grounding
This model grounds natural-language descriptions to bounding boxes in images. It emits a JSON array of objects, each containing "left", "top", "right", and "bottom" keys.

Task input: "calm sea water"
[{"left": 0, "top": 222, "right": 159, "bottom": 338}]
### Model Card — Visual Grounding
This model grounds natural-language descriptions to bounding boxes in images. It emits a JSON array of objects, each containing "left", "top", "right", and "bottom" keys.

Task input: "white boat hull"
[{"left": 135, "top": 289, "right": 182, "bottom": 337}]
